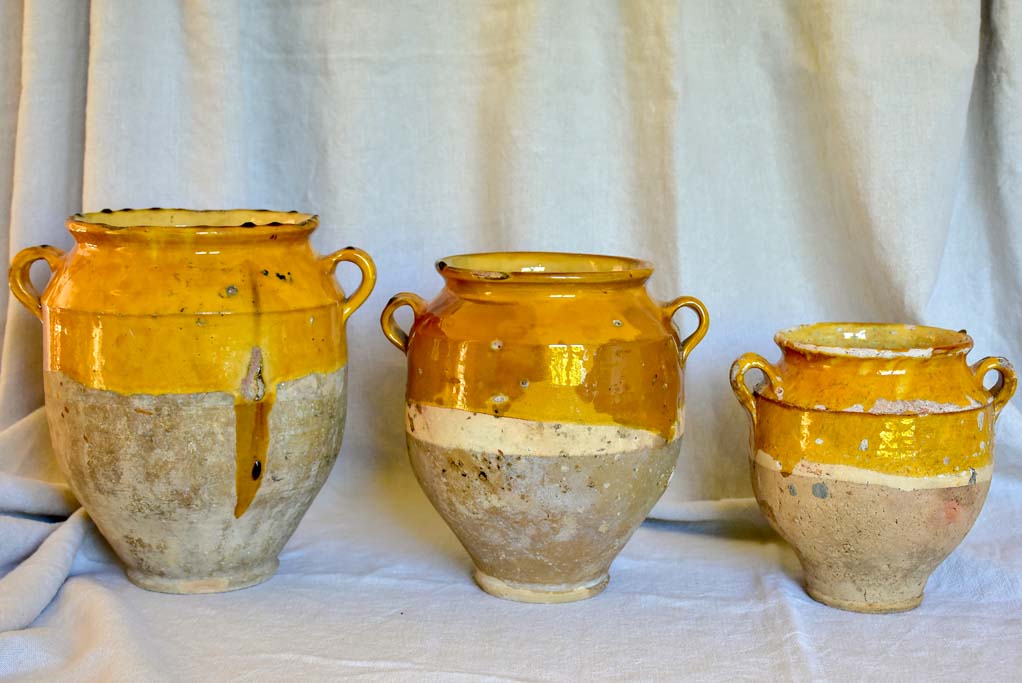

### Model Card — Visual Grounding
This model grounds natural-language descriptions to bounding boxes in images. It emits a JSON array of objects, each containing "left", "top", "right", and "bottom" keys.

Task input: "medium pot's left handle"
[
  {"left": 9, "top": 245, "right": 65, "bottom": 321},
  {"left": 380, "top": 292, "right": 427, "bottom": 354},
  {"left": 970, "top": 356, "right": 1017, "bottom": 419},
  {"left": 662, "top": 295, "right": 709, "bottom": 364},
  {"left": 321, "top": 246, "right": 377, "bottom": 323}
]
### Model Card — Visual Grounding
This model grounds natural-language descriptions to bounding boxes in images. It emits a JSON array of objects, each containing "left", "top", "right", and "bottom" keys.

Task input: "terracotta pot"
[
  {"left": 9, "top": 209, "right": 376, "bottom": 593},
  {"left": 730, "top": 323, "right": 1016, "bottom": 612},
  {"left": 381, "top": 252, "right": 708, "bottom": 602}
]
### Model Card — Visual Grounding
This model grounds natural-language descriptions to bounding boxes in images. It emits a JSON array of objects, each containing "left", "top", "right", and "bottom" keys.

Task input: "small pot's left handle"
[
  {"left": 662, "top": 295, "right": 710, "bottom": 364},
  {"left": 9, "top": 245, "right": 65, "bottom": 321},
  {"left": 729, "top": 353, "right": 783, "bottom": 427},
  {"left": 380, "top": 292, "right": 427, "bottom": 354},
  {"left": 970, "top": 356, "right": 1017, "bottom": 420},
  {"left": 321, "top": 246, "right": 377, "bottom": 323}
]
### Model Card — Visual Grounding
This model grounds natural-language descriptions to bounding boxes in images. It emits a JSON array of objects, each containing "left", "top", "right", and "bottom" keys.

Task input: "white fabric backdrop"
[{"left": 1, "top": 0, "right": 1021, "bottom": 679}]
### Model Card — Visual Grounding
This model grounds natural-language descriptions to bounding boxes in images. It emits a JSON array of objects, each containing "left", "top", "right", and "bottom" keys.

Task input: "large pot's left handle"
[
  {"left": 9, "top": 245, "right": 65, "bottom": 321},
  {"left": 662, "top": 295, "right": 710, "bottom": 364},
  {"left": 380, "top": 292, "right": 427, "bottom": 354},
  {"left": 321, "top": 246, "right": 377, "bottom": 323},
  {"left": 970, "top": 356, "right": 1017, "bottom": 420}
]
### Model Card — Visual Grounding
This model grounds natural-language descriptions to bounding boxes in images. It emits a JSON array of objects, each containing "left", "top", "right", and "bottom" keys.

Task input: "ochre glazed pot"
[
  {"left": 381, "top": 252, "right": 708, "bottom": 602},
  {"left": 730, "top": 323, "right": 1016, "bottom": 613},
  {"left": 9, "top": 209, "right": 376, "bottom": 593}
]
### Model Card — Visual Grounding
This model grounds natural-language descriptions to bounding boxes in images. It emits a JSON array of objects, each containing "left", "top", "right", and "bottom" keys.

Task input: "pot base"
[
  {"left": 804, "top": 580, "right": 923, "bottom": 614},
  {"left": 473, "top": 569, "right": 609, "bottom": 604},
  {"left": 125, "top": 558, "right": 279, "bottom": 594}
]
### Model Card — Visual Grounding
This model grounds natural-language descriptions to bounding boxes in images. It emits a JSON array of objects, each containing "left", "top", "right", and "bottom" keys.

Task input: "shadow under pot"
[
  {"left": 730, "top": 323, "right": 1016, "bottom": 613},
  {"left": 381, "top": 252, "right": 709, "bottom": 603},
  {"left": 8, "top": 209, "right": 376, "bottom": 593}
]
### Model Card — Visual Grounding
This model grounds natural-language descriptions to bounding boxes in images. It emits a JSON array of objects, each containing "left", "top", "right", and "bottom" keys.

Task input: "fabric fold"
[{"left": 0, "top": 507, "right": 90, "bottom": 632}]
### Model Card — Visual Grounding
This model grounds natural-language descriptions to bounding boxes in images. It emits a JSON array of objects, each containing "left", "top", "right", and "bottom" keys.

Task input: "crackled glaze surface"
[
  {"left": 383, "top": 252, "right": 708, "bottom": 602},
  {"left": 10, "top": 209, "right": 375, "bottom": 592},
  {"left": 731, "top": 323, "right": 1015, "bottom": 612}
]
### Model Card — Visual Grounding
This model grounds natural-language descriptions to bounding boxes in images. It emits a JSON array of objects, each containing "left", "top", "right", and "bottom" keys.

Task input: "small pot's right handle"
[
  {"left": 9, "top": 245, "right": 65, "bottom": 321},
  {"left": 729, "top": 352, "right": 783, "bottom": 426},
  {"left": 380, "top": 292, "right": 428, "bottom": 354},
  {"left": 970, "top": 356, "right": 1017, "bottom": 420},
  {"left": 662, "top": 295, "right": 709, "bottom": 364}
]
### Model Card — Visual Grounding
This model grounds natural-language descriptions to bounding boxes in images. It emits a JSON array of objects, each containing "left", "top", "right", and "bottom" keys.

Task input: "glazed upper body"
[
  {"left": 731, "top": 323, "right": 1016, "bottom": 481},
  {"left": 36, "top": 209, "right": 364, "bottom": 396},
  {"left": 387, "top": 252, "right": 708, "bottom": 441}
]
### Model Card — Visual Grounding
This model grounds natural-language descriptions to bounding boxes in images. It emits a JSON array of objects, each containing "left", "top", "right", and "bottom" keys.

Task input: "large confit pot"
[{"left": 9, "top": 209, "right": 376, "bottom": 593}]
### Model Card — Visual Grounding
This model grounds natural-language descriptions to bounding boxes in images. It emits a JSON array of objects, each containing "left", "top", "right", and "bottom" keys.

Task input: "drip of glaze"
[
  {"left": 233, "top": 346, "right": 274, "bottom": 518},
  {"left": 233, "top": 394, "right": 274, "bottom": 518}
]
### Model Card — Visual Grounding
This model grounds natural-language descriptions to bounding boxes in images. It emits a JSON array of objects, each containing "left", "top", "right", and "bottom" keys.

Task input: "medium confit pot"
[
  {"left": 9, "top": 209, "right": 376, "bottom": 593},
  {"left": 381, "top": 252, "right": 709, "bottom": 602},
  {"left": 730, "top": 323, "right": 1016, "bottom": 613}
]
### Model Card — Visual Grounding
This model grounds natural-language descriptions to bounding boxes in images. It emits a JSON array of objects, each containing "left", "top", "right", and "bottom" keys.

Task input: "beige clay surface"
[{"left": 44, "top": 367, "right": 347, "bottom": 593}]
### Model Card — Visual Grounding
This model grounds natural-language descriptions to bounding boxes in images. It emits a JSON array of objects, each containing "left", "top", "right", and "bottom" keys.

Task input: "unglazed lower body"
[
  {"left": 406, "top": 402, "right": 679, "bottom": 603},
  {"left": 44, "top": 367, "right": 347, "bottom": 594},
  {"left": 752, "top": 451, "right": 989, "bottom": 613}
]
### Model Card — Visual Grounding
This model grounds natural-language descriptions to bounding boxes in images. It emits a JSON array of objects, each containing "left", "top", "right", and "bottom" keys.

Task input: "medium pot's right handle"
[
  {"left": 970, "top": 356, "right": 1017, "bottom": 420},
  {"left": 9, "top": 245, "right": 65, "bottom": 321},
  {"left": 729, "top": 352, "right": 783, "bottom": 426},
  {"left": 380, "top": 292, "right": 428, "bottom": 354},
  {"left": 662, "top": 295, "right": 709, "bottom": 364}
]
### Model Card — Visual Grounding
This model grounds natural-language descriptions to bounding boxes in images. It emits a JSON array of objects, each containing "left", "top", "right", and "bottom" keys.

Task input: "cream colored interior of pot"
[
  {"left": 439, "top": 252, "right": 651, "bottom": 275},
  {"left": 776, "top": 323, "right": 971, "bottom": 356},
  {"left": 74, "top": 209, "right": 314, "bottom": 228}
]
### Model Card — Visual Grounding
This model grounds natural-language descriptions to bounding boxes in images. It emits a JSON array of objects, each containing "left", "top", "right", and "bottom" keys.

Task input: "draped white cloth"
[{"left": 1, "top": 0, "right": 1021, "bottom": 678}]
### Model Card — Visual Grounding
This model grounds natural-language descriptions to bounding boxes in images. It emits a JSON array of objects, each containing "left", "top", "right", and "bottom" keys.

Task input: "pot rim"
[
  {"left": 68, "top": 208, "right": 317, "bottom": 236},
  {"left": 435, "top": 251, "right": 654, "bottom": 284},
  {"left": 775, "top": 322, "right": 973, "bottom": 359}
]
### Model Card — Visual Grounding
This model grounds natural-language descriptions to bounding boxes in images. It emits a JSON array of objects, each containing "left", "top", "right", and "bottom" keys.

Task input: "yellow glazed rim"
[
  {"left": 69, "top": 208, "right": 317, "bottom": 237},
  {"left": 775, "top": 322, "right": 973, "bottom": 358},
  {"left": 436, "top": 251, "right": 654, "bottom": 283}
]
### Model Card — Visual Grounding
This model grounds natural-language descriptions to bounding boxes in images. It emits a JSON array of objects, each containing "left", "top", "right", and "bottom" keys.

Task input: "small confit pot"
[
  {"left": 730, "top": 323, "right": 1016, "bottom": 613},
  {"left": 9, "top": 209, "right": 376, "bottom": 593},
  {"left": 381, "top": 252, "right": 709, "bottom": 603}
]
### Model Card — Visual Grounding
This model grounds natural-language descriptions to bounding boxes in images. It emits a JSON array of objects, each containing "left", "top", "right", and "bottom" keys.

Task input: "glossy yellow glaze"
[
  {"left": 10, "top": 209, "right": 376, "bottom": 517},
  {"left": 381, "top": 252, "right": 708, "bottom": 439},
  {"left": 731, "top": 323, "right": 1016, "bottom": 478},
  {"left": 771, "top": 324, "right": 992, "bottom": 412},
  {"left": 755, "top": 398, "right": 992, "bottom": 477},
  {"left": 234, "top": 395, "right": 275, "bottom": 517}
]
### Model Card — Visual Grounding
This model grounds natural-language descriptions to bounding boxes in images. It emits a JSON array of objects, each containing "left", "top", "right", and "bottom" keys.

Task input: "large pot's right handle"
[
  {"left": 729, "top": 352, "right": 783, "bottom": 426},
  {"left": 9, "top": 245, "right": 65, "bottom": 321},
  {"left": 321, "top": 246, "right": 377, "bottom": 324},
  {"left": 380, "top": 292, "right": 428, "bottom": 354},
  {"left": 970, "top": 356, "right": 1017, "bottom": 420}
]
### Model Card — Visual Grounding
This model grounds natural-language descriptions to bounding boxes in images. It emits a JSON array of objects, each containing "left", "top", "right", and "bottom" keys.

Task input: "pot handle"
[
  {"left": 321, "top": 246, "right": 377, "bottom": 324},
  {"left": 970, "top": 356, "right": 1017, "bottom": 419},
  {"left": 662, "top": 295, "right": 710, "bottom": 364},
  {"left": 9, "top": 245, "right": 65, "bottom": 321},
  {"left": 729, "top": 352, "right": 783, "bottom": 426},
  {"left": 380, "top": 292, "right": 428, "bottom": 354}
]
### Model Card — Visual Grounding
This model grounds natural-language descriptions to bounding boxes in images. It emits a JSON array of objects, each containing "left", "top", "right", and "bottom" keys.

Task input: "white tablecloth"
[{"left": 2, "top": 406, "right": 1021, "bottom": 681}]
